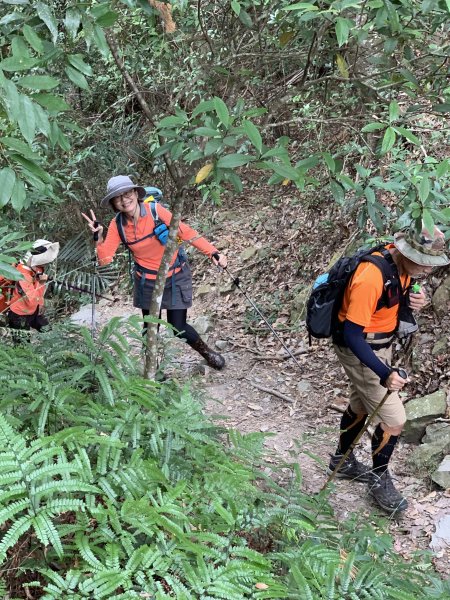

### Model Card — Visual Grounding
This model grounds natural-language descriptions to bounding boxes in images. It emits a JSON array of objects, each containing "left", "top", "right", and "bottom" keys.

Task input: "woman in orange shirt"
[{"left": 83, "top": 175, "right": 227, "bottom": 370}]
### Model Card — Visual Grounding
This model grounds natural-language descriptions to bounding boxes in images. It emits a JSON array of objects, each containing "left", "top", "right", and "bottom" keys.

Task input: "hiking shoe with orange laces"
[
  {"left": 327, "top": 452, "right": 371, "bottom": 483},
  {"left": 367, "top": 470, "right": 408, "bottom": 513}
]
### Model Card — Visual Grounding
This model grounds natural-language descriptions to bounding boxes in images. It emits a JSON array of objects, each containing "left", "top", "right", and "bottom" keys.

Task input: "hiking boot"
[
  {"left": 190, "top": 338, "right": 225, "bottom": 370},
  {"left": 327, "top": 452, "right": 371, "bottom": 482},
  {"left": 367, "top": 470, "right": 408, "bottom": 513}
]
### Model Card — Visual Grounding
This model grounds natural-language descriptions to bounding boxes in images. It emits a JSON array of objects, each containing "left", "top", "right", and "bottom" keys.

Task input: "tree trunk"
[{"left": 143, "top": 189, "right": 186, "bottom": 379}]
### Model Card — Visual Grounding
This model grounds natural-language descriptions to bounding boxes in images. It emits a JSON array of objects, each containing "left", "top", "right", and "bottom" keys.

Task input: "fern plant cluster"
[{"left": 0, "top": 321, "right": 448, "bottom": 599}]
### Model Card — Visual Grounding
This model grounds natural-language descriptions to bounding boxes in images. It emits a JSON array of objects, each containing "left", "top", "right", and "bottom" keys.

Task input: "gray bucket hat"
[
  {"left": 394, "top": 225, "right": 449, "bottom": 267},
  {"left": 100, "top": 175, "right": 146, "bottom": 208}
]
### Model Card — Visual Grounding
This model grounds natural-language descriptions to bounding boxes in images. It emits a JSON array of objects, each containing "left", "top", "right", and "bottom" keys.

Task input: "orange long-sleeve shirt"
[
  {"left": 97, "top": 203, "right": 218, "bottom": 279},
  {"left": 9, "top": 263, "right": 45, "bottom": 316}
]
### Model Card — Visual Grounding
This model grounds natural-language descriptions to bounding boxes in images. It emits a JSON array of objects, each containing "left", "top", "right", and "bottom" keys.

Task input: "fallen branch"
[
  {"left": 247, "top": 380, "right": 294, "bottom": 404},
  {"left": 254, "top": 348, "right": 308, "bottom": 361}
]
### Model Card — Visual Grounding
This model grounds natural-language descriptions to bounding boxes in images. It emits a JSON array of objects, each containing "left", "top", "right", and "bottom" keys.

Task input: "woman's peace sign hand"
[{"left": 81, "top": 209, "right": 104, "bottom": 243}]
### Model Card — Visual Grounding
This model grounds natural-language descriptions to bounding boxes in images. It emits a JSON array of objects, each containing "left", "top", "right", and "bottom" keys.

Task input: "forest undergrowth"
[{"left": 0, "top": 317, "right": 449, "bottom": 599}]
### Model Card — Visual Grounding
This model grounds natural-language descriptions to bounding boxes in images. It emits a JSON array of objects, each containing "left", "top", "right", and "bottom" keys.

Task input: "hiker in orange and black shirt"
[
  {"left": 82, "top": 175, "right": 228, "bottom": 370},
  {"left": 7, "top": 240, "right": 59, "bottom": 333},
  {"left": 328, "top": 226, "right": 449, "bottom": 514}
]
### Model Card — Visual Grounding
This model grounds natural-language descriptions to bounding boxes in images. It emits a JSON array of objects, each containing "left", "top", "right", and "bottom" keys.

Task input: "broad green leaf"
[
  {"left": 192, "top": 99, "right": 216, "bottom": 117},
  {"left": 33, "top": 93, "right": 71, "bottom": 113},
  {"left": 441, "top": 207, "right": 450, "bottom": 219},
  {"left": 391, "top": 126, "right": 420, "bottom": 145},
  {"left": 384, "top": 0, "right": 400, "bottom": 32},
  {"left": 367, "top": 200, "right": 384, "bottom": 231},
  {"left": 81, "top": 16, "right": 94, "bottom": 50},
  {"left": 364, "top": 186, "right": 376, "bottom": 204},
  {"left": 0, "top": 262, "right": 24, "bottom": 280},
  {"left": 67, "top": 54, "right": 93, "bottom": 77},
  {"left": 11, "top": 178, "right": 26, "bottom": 212},
  {"left": 65, "top": 66, "right": 89, "bottom": 90},
  {"left": 36, "top": 1, "right": 58, "bottom": 43},
  {"left": 225, "top": 171, "right": 243, "bottom": 193},
  {"left": 94, "top": 10, "right": 118, "bottom": 27},
  {"left": 10, "top": 154, "right": 52, "bottom": 185},
  {"left": 93, "top": 25, "right": 110, "bottom": 57},
  {"left": 380, "top": 127, "right": 396, "bottom": 154},
  {"left": 422, "top": 209, "right": 434, "bottom": 236},
  {"left": 231, "top": 0, "right": 241, "bottom": 16},
  {"left": 388, "top": 101, "right": 400, "bottom": 122},
  {"left": 22, "top": 24, "right": 44, "bottom": 54},
  {"left": 0, "top": 78, "right": 20, "bottom": 121},
  {"left": 418, "top": 175, "right": 430, "bottom": 202},
  {"left": 213, "top": 97, "right": 230, "bottom": 128},
  {"left": 0, "top": 137, "right": 38, "bottom": 159},
  {"left": 270, "top": 162, "right": 299, "bottom": 180},
  {"left": 330, "top": 180, "right": 345, "bottom": 204},
  {"left": 335, "top": 18, "right": 350, "bottom": 47},
  {"left": 243, "top": 120, "right": 262, "bottom": 154},
  {"left": 322, "top": 152, "right": 335, "bottom": 173},
  {"left": 57, "top": 128, "right": 70, "bottom": 152},
  {"left": 296, "top": 156, "right": 319, "bottom": 170},
  {"left": 336, "top": 173, "right": 357, "bottom": 189},
  {"left": 159, "top": 115, "right": 187, "bottom": 127},
  {"left": 432, "top": 103, "right": 450, "bottom": 113},
  {"left": 33, "top": 103, "right": 51, "bottom": 137},
  {"left": 17, "top": 96, "right": 36, "bottom": 143},
  {"left": 204, "top": 139, "right": 222, "bottom": 155},
  {"left": 282, "top": 3, "right": 319, "bottom": 11},
  {"left": 238, "top": 9, "right": 253, "bottom": 27},
  {"left": 0, "top": 168, "right": 16, "bottom": 207},
  {"left": 0, "top": 56, "right": 37, "bottom": 71},
  {"left": 11, "top": 37, "right": 29, "bottom": 58},
  {"left": 17, "top": 75, "right": 59, "bottom": 91},
  {"left": 192, "top": 127, "right": 220, "bottom": 137},
  {"left": 64, "top": 7, "right": 81, "bottom": 40},
  {"left": 216, "top": 154, "right": 251, "bottom": 168},
  {"left": 362, "top": 122, "right": 385, "bottom": 133},
  {"left": 435, "top": 160, "right": 449, "bottom": 179}
]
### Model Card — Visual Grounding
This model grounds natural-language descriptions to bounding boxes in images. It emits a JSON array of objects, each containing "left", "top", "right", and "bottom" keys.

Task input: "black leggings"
[{"left": 142, "top": 309, "right": 199, "bottom": 345}]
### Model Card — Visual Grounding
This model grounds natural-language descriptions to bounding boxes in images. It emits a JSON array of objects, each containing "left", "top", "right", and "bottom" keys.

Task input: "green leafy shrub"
[{"left": 0, "top": 322, "right": 448, "bottom": 598}]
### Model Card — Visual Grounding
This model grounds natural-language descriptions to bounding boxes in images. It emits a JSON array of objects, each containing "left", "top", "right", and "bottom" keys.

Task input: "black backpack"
[{"left": 306, "top": 245, "right": 399, "bottom": 341}]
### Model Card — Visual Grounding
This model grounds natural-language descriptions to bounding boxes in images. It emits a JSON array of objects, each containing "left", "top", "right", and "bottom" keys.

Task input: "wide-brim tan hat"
[
  {"left": 25, "top": 240, "right": 60, "bottom": 267},
  {"left": 100, "top": 175, "right": 146, "bottom": 208},
  {"left": 394, "top": 226, "right": 449, "bottom": 267}
]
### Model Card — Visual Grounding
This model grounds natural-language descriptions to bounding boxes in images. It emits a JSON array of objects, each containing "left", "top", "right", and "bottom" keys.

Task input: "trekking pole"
[
  {"left": 212, "top": 253, "right": 303, "bottom": 370},
  {"left": 321, "top": 367, "right": 408, "bottom": 491},
  {"left": 91, "top": 223, "right": 99, "bottom": 337}
]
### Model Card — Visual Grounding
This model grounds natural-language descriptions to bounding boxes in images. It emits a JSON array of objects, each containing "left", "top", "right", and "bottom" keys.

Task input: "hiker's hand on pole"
[
  {"left": 385, "top": 370, "right": 408, "bottom": 391},
  {"left": 408, "top": 288, "right": 426, "bottom": 311},
  {"left": 212, "top": 252, "right": 227, "bottom": 269},
  {"left": 82, "top": 210, "right": 104, "bottom": 244}
]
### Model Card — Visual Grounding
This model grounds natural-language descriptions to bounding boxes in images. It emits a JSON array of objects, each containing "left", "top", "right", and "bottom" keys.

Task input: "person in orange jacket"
[
  {"left": 7, "top": 240, "right": 59, "bottom": 332},
  {"left": 82, "top": 175, "right": 227, "bottom": 369}
]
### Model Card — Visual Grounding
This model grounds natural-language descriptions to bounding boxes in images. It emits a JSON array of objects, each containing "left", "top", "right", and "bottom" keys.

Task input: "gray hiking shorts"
[{"left": 133, "top": 263, "right": 193, "bottom": 311}]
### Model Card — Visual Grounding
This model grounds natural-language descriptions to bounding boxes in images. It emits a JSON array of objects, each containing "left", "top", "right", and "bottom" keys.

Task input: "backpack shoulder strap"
[
  {"left": 149, "top": 200, "right": 161, "bottom": 225},
  {"left": 115, "top": 212, "right": 128, "bottom": 248},
  {"left": 361, "top": 248, "right": 400, "bottom": 310}
]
